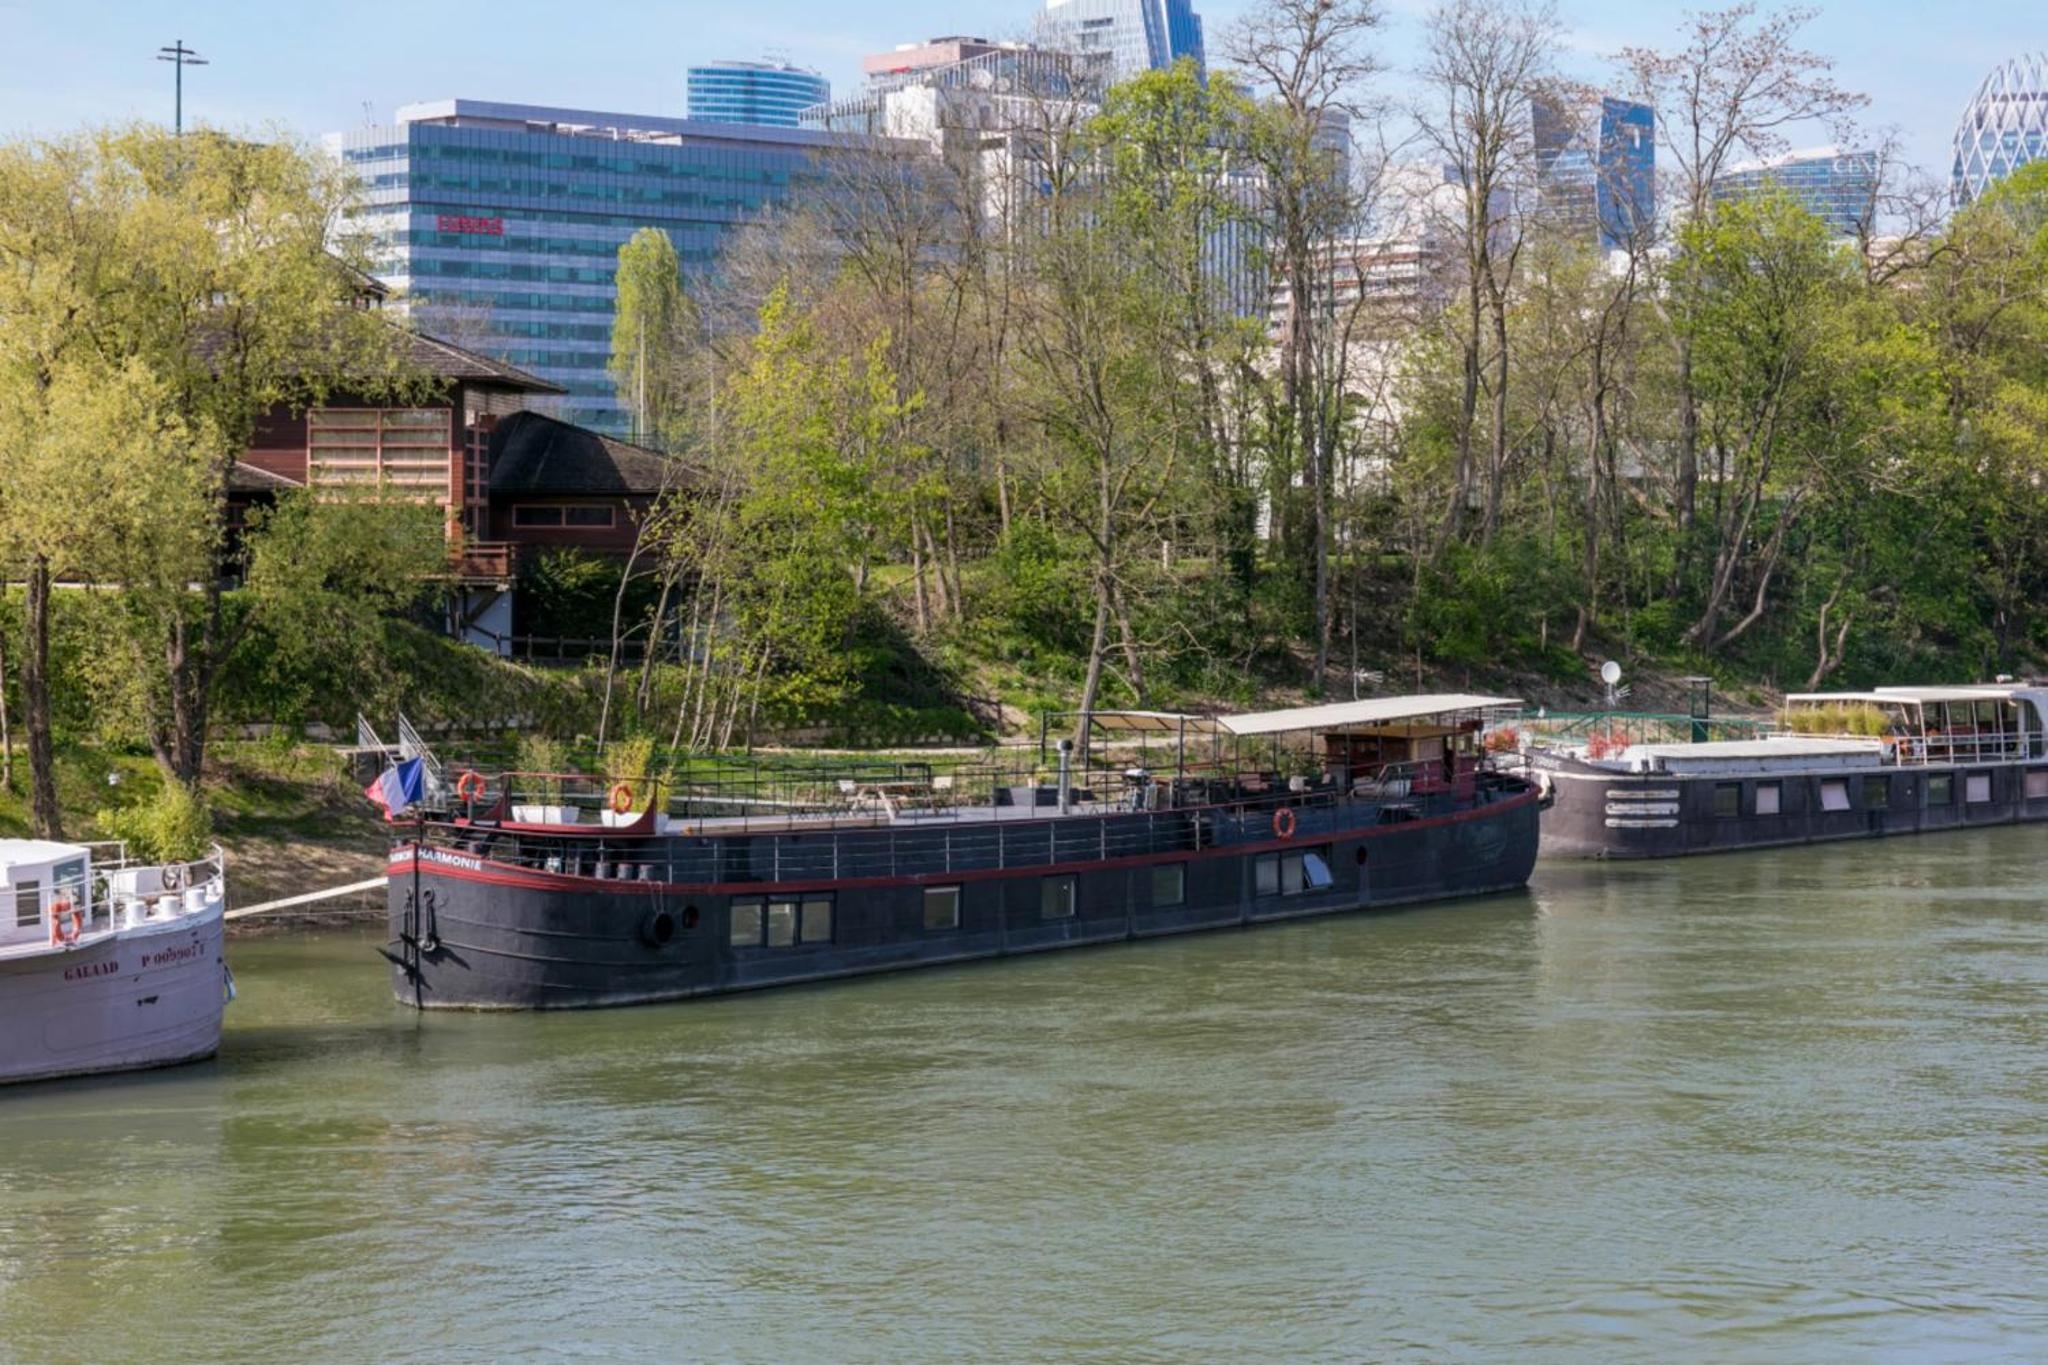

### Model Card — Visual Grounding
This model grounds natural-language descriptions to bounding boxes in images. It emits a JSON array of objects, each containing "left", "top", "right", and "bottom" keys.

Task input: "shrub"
[{"left": 97, "top": 781, "right": 214, "bottom": 864}]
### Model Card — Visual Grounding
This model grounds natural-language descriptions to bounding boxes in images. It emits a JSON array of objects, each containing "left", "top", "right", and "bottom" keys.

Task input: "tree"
[
  {"left": 609, "top": 227, "right": 695, "bottom": 448},
  {"left": 1414, "top": 0, "right": 1562, "bottom": 551},
  {"left": 0, "top": 124, "right": 420, "bottom": 802},
  {"left": 1675, "top": 193, "right": 1936, "bottom": 653},
  {"left": 1230, "top": 0, "right": 1387, "bottom": 684},
  {"left": 1620, "top": 4, "right": 1866, "bottom": 551}
]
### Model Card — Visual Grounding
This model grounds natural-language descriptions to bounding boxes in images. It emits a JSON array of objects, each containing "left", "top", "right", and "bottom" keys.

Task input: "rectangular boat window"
[
  {"left": 2026, "top": 770, "right": 2048, "bottom": 801},
  {"left": 1819, "top": 780, "right": 1851, "bottom": 813},
  {"left": 1928, "top": 773, "right": 1953, "bottom": 806},
  {"left": 1302, "top": 850, "right": 1333, "bottom": 890},
  {"left": 1280, "top": 851, "right": 1305, "bottom": 895},
  {"left": 728, "top": 898, "right": 763, "bottom": 947},
  {"left": 1255, "top": 855, "right": 1280, "bottom": 897},
  {"left": 800, "top": 898, "right": 834, "bottom": 944},
  {"left": 1966, "top": 772, "right": 1993, "bottom": 805},
  {"left": 13, "top": 879, "right": 39, "bottom": 928},
  {"left": 766, "top": 899, "right": 798, "bottom": 948},
  {"left": 1863, "top": 776, "right": 1890, "bottom": 810},
  {"left": 1151, "top": 863, "right": 1185, "bottom": 907},
  {"left": 1040, "top": 875, "right": 1076, "bottom": 920},
  {"left": 1713, "top": 783, "right": 1741, "bottom": 818},
  {"left": 1754, "top": 782, "right": 1781, "bottom": 816},
  {"left": 923, "top": 885, "right": 960, "bottom": 931}
]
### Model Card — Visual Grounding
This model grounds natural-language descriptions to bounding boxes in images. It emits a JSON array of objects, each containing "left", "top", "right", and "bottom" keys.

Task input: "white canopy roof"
[
  {"left": 1787, "top": 688, "right": 2015, "bottom": 706},
  {"left": 0, "top": 839, "right": 90, "bottom": 877},
  {"left": 1219, "top": 694, "right": 1520, "bottom": 738}
]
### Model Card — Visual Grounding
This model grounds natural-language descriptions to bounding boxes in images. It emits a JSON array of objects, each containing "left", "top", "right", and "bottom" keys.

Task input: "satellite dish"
[{"left": 1600, "top": 660, "right": 1623, "bottom": 686}]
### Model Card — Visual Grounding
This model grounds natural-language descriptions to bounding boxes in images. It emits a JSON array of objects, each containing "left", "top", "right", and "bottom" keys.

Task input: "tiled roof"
[
  {"left": 487, "top": 411, "right": 694, "bottom": 497},
  {"left": 190, "top": 317, "right": 565, "bottom": 394},
  {"left": 402, "top": 329, "right": 564, "bottom": 393}
]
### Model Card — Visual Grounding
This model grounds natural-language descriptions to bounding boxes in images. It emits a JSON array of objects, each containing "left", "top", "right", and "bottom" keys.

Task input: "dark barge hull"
[
  {"left": 1536, "top": 757, "right": 2048, "bottom": 859},
  {"left": 387, "top": 787, "right": 1541, "bottom": 1011}
]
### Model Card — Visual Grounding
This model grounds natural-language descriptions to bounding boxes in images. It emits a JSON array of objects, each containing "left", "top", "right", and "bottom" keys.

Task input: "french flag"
[{"left": 364, "top": 757, "right": 427, "bottom": 818}]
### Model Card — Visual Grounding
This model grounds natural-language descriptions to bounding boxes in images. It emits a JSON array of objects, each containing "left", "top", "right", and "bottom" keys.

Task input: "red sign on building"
[{"left": 437, "top": 214, "right": 504, "bottom": 236}]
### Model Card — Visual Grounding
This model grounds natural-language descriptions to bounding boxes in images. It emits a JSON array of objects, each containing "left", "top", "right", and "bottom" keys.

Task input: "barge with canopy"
[
  {"left": 383, "top": 695, "right": 1541, "bottom": 1010},
  {"left": 1, "top": 840, "right": 230, "bottom": 1085},
  {"left": 1526, "top": 684, "right": 2048, "bottom": 859}
]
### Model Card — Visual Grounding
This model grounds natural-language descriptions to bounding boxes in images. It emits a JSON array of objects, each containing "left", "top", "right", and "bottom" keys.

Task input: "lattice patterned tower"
[{"left": 1953, "top": 53, "right": 2048, "bottom": 207}]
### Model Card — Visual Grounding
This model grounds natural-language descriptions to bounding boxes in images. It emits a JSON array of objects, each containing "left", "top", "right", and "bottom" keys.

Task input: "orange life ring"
[
  {"left": 1272, "top": 806, "right": 1297, "bottom": 840},
  {"left": 456, "top": 769, "right": 487, "bottom": 802},
  {"left": 48, "top": 897, "right": 82, "bottom": 946},
  {"left": 609, "top": 781, "right": 634, "bottom": 815}
]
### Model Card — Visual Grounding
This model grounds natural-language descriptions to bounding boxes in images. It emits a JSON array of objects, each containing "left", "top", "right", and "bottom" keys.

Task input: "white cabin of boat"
[
  {"left": 0, "top": 840, "right": 94, "bottom": 954},
  {"left": 0, "top": 839, "right": 228, "bottom": 959}
]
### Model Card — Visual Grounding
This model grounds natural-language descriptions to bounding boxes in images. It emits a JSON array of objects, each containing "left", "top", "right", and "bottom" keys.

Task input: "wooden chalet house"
[{"left": 230, "top": 327, "right": 685, "bottom": 654}]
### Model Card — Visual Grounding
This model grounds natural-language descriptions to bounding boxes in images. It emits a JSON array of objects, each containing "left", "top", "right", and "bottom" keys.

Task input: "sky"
[{"left": 1, "top": 0, "right": 2039, "bottom": 183}]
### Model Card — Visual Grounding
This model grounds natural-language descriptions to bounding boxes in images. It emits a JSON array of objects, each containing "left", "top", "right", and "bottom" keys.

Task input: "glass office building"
[
  {"left": 1037, "top": 0, "right": 1205, "bottom": 81},
  {"left": 330, "top": 100, "right": 873, "bottom": 433},
  {"left": 1714, "top": 147, "right": 1879, "bottom": 238},
  {"left": 1532, "top": 96, "right": 1655, "bottom": 250},
  {"left": 1953, "top": 53, "right": 2048, "bottom": 207},
  {"left": 685, "top": 60, "right": 831, "bottom": 129}
]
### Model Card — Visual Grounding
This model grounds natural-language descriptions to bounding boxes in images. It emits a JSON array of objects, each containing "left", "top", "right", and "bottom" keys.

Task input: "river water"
[{"left": 3, "top": 827, "right": 2045, "bottom": 1361}]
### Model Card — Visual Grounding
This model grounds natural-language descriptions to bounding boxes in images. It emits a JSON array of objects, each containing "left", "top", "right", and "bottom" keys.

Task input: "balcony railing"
[{"left": 449, "top": 541, "right": 518, "bottom": 581}]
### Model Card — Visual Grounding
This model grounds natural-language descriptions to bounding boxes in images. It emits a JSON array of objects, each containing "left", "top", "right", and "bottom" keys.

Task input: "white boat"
[{"left": 1, "top": 838, "right": 230, "bottom": 1086}]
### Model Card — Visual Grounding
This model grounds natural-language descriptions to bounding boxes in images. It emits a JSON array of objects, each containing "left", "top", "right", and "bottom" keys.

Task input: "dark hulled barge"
[
  {"left": 386, "top": 695, "right": 1540, "bottom": 1010},
  {"left": 1528, "top": 685, "right": 2048, "bottom": 859}
]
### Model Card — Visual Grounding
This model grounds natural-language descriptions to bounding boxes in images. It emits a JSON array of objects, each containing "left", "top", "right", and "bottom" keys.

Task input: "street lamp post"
[{"left": 156, "top": 40, "right": 208, "bottom": 136}]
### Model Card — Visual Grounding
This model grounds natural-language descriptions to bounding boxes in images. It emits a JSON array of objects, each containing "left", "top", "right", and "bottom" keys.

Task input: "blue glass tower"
[
  {"left": 1037, "top": 0, "right": 1206, "bottom": 81},
  {"left": 1715, "top": 148, "right": 1879, "bottom": 237},
  {"left": 333, "top": 100, "right": 873, "bottom": 433},
  {"left": 1533, "top": 96, "right": 1656, "bottom": 250},
  {"left": 685, "top": 61, "right": 831, "bottom": 129}
]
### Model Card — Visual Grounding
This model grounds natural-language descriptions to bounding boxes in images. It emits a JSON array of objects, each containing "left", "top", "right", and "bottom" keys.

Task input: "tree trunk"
[
  {"left": 1073, "top": 575, "right": 1114, "bottom": 753},
  {"left": 0, "top": 612, "right": 14, "bottom": 795},
  {"left": 22, "top": 557, "right": 62, "bottom": 839},
  {"left": 1672, "top": 337, "right": 1699, "bottom": 591}
]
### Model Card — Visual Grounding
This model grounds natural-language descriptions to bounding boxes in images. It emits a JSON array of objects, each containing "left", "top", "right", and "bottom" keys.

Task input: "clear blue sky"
[{"left": 1, "top": 0, "right": 2036, "bottom": 180}]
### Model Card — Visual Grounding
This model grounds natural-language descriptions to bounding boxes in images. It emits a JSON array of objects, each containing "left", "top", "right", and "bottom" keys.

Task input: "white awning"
[
  {"left": 1787, "top": 688, "right": 2014, "bottom": 706},
  {"left": 1218, "top": 694, "right": 1520, "bottom": 738}
]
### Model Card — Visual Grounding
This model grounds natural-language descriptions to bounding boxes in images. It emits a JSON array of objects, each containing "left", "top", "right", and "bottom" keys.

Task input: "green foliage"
[
  {"left": 609, "top": 227, "right": 695, "bottom": 447},
  {"left": 519, "top": 549, "right": 640, "bottom": 643},
  {"left": 96, "top": 779, "right": 214, "bottom": 864},
  {"left": 516, "top": 733, "right": 568, "bottom": 804},
  {"left": 601, "top": 733, "right": 660, "bottom": 810}
]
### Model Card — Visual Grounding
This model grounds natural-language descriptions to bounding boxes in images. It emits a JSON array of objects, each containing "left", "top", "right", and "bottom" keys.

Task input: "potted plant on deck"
[
  {"left": 512, "top": 733, "right": 579, "bottom": 825},
  {"left": 600, "top": 734, "right": 662, "bottom": 828}
]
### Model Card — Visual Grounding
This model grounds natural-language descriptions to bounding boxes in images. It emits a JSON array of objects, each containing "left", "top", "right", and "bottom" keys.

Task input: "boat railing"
[
  {"left": 449, "top": 759, "right": 1251, "bottom": 832},
  {"left": 90, "top": 843, "right": 227, "bottom": 929},
  {"left": 0, "top": 843, "right": 226, "bottom": 950},
  {"left": 409, "top": 766, "right": 1515, "bottom": 884},
  {"left": 1779, "top": 728, "right": 2034, "bottom": 767}
]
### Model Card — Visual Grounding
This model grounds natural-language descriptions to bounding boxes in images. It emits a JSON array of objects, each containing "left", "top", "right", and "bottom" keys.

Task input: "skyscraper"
[
  {"left": 1715, "top": 147, "right": 1879, "bottom": 238},
  {"left": 1531, "top": 96, "right": 1655, "bottom": 251},
  {"left": 330, "top": 99, "right": 884, "bottom": 432},
  {"left": 1952, "top": 53, "right": 2048, "bottom": 207},
  {"left": 685, "top": 60, "right": 831, "bottom": 129},
  {"left": 1036, "top": 0, "right": 1205, "bottom": 82}
]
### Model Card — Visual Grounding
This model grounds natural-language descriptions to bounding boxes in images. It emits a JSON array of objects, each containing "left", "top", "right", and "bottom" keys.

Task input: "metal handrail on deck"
[{"left": 414, "top": 767, "right": 1529, "bottom": 886}]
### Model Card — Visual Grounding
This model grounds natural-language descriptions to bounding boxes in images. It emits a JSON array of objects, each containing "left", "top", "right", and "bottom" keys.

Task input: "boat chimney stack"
[{"left": 1057, "top": 739, "right": 1073, "bottom": 816}]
